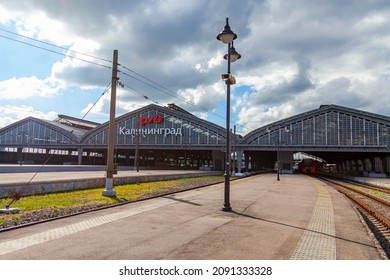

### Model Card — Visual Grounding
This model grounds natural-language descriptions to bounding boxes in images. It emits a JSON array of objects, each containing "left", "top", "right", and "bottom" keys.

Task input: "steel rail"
[
  {"left": 335, "top": 187, "right": 390, "bottom": 230},
  {"left": 317, "top": 176, "right": 390, "bottom": 207},
  {"left": 315, "top": 175, "right": 390, "bottom": 230}
]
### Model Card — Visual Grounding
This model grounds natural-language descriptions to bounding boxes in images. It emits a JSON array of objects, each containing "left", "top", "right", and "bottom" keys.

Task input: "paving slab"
[{"left": 0, "top": 174, "right": 384, "bottom": 260}]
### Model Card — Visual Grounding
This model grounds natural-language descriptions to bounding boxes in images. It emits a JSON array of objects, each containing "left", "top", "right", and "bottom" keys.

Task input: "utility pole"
[{"left": 103, "top": 49, "right": 118, "bottom": 197}]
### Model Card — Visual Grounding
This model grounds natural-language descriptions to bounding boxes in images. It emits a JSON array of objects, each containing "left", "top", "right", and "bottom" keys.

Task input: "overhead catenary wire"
[
  {"left": 70, "top": 82, "right": 112, "bottom": 133},
  {"left": 0, "top": 28, "right": 112, "bottom": 64},
  {"left": 119, "top": 71, "right": 190, "bottom": 104},
  {"left": 118, "top": 77, "right": 251, "bottom": 133},
  {"left": 119, "top": 64, "right": 248, "bottom": 131},
  {"left": 120, "top": 65, "right": 217, "bottom": 113},
  {"left": 0, "top": 34, "right": 111, "bottom": 70},
  {"left": 1, "top": 28, "right": 248, "bottom": 131},
  {"left": 120, "top": 82, "right": 159, "bottom": 105}
]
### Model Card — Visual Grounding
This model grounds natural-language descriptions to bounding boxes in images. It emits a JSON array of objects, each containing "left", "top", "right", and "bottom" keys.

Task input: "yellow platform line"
[{"left": 290, "top": 179, "right": 336, "bottom": 260}]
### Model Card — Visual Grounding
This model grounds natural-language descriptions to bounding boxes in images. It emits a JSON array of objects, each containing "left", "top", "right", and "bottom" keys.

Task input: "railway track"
[
  {"left": 315, "top": 175, "right": 390, "bottom": 258},
  {"left": 336, "top": 177, "right": 390, "bottom": 196}
]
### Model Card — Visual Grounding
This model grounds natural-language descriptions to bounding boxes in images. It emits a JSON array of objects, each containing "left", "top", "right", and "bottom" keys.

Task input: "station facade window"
[
  {"left": 0, "top": 120, "right": 74, "bottom": 146},
  {"left": 1, "top": 104, "right": 389, "bottom": 168},
  {"left": 84, "top": 108, "right": 226, "bottom": 147},
  {"left": 246, "top": 109, "right": 390, "bottom": 148}
]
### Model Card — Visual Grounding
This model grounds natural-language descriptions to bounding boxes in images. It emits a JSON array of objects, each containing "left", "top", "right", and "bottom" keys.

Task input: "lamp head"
[
  {"left": 216, "top": 18, "right": 237, "bottom": 44},
  {"left": 223, "top": 42, "right": 241, "bottom": 62}
]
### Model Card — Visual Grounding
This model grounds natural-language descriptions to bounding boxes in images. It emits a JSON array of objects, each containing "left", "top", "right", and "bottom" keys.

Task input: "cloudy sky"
[{"left": 1, "top": 0, "right": 390, "bottom": 135}]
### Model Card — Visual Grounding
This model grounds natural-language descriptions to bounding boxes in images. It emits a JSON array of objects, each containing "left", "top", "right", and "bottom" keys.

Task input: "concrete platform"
[
  {"left": 0, "top": 173, "right": 384, "bottom": 260},
  {"left": 0, "top": 169, "right": 222, "bottom": 184},
  {"left": 0, "top": 164, "right": 221, "bottom": 184},
  {"left": 0, "top": 164, "right": 111, "bottom": 173},
  {"left": 345, "top": 176, "right": 390, "bottom": 189},
  {"left": 0, "top": 166, "right": 223, "bottom": 198}
]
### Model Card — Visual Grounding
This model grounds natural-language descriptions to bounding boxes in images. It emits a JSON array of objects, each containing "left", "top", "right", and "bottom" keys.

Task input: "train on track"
[
  {"left": 298, "top": 159, "right": 336, "bottom": 174},
  {"left": 299, "top": 156, "right": 389, "bottom": 175}
]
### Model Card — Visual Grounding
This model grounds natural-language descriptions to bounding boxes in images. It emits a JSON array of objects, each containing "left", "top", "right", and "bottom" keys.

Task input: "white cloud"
[
  {"left": 0, "top": 105, "right": 57, "bottom": 128},
  {"left": 13, "top": 8, "right": 79, "bottom": 47},
  {"left": 197, "top": 112, "right": 208, "bottom": 120},
  {"left": 177, "top": 83, "right": 225, "bottom": 112},
  {"left": 0, "top": 4, "right": 20, "bottom": 25},
  {"left": 80, "top": 91, "right": 111, "bottom": 116},
  {"left": 1, "top": 0, "right": 390, "bottom": 132},
  {"left": 357, "top": 12, "right": 388, "bottom": 28},
  {"left": 1, "top": 3, "right": 92, "bottom": 53},
  {"left": 0, "top": 76, "right": 60, "bottom": 99},
  {"left": 207, "top": 52, "right": 224, "bottom": 70},
  {"left": 237, "top": 104, "right": 295, "bottom": 134}
]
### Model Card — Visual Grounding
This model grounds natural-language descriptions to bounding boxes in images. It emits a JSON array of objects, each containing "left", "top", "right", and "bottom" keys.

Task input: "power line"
[
  {"left": 120, "top": 65, "right": 207, "bottom": 109},
  {"left": 70, "top": 82, "right": 111, "bottom": 133},
  {"left": 0, "top": 28, "right": 112, "bottom": 64},
  {"left": 0, "top": 34, "right": 111, "bottom": 70},
  {"left": 119, "top": 82, "right": 159, "bottom": 105},
  {"left": 120, "top": 65, "right": 184, "bottom": 98},
  {"left": 119, "top": 66, "right": 221, "bottom": 115},
  {"left": 0, "top": 28, "right": 248, "bottom": 131},
  {"left": 119, "top": 65, "right": 248, "bottom": 131}
]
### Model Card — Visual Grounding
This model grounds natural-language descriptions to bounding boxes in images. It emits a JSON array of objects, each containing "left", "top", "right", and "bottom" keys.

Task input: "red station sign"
[{"left": 139, "top": 114, "right": 163, "bottom": 126}]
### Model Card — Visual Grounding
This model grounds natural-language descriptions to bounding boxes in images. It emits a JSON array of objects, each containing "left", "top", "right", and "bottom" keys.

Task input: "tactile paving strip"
[
  {"left": 0, "top": 199, "right": 175, "bottom": 256},
  {"left": 290, "top": 179, "right": 336, "bottom": 260}
]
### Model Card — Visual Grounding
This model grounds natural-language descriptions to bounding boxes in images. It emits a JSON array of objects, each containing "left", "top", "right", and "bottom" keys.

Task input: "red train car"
[{"left": 298, "top": 159, "right": 319, "bottom": 174}]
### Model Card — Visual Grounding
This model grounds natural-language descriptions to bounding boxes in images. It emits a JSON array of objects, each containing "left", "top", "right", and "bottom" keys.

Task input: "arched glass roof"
[
  {"left": 241, "top": 105, "right": 390, "bottom": 151},
  {"left": 1, "top": 104, "right": 389, "bottom": 153},
  {"left": 81, "top": 104, "right": 231, "bottom": 148},
  {"left": 0, "top": 117, "right": 80, "bottom": 146}
]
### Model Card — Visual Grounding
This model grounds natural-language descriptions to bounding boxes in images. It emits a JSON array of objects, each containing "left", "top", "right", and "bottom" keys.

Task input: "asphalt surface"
[{"left": 0, "top": 173, "right": 383, "bottom": 260}]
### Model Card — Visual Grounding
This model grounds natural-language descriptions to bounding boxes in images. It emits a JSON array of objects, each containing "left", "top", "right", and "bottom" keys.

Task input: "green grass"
[{"left": 0, "top": 176, "right": 224, "bottom": 225}]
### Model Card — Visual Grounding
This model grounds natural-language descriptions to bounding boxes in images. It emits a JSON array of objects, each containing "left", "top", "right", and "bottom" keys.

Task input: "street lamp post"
[
  {"left": 277, "top": 138, "right": 281, "bottom": 181},
  {"left": 267, "top": 126, "right": 290, "bottom": 181},
  {"left": 217, "top": 18, "right": 241, "bottom": 212}
]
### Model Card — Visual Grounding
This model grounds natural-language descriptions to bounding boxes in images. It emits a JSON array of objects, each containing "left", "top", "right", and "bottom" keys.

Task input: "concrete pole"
[{"left": 103, "top": 49, "right": 118, "bottom": 197}]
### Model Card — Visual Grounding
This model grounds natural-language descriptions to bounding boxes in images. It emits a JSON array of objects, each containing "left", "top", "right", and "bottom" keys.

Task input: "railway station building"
[{"left": 0, "top": 103, "right": 389, "bottom": 176}]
